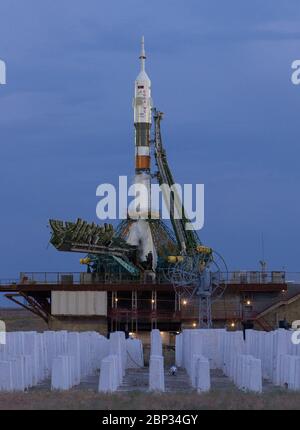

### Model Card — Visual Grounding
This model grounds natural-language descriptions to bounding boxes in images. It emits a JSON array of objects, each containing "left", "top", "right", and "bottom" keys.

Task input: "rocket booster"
[
  {"left": 126, "top": 37, "right": 157, "bottom": 269},
  {"left": 134, "top": 36, "right": 152, "bottom": 173}
]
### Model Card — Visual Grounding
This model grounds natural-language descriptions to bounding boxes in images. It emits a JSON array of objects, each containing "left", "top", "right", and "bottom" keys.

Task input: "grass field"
[{"left": 0, "top": 387, "right": 300, "bottom": 410}]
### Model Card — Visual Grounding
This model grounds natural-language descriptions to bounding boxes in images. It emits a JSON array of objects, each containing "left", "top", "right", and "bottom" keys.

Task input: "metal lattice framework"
[
  {"left": 166, "top": 250, "right": 228, "bottom": 328},
  {"left": 151, "top": 107, "right": 228, "bottom": 327},
  {"left": 152, "top": 108, "right": 200, "bottom": 254},
  {"left": 49, "top": 218, "right": 137, "bottom": 257}
]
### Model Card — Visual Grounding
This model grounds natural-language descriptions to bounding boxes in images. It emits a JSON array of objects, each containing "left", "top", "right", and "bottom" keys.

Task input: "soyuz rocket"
[
  {"left": 134, "top": 36, "right": 152, "bottom": 185},
  {"left": 126, "top": 37, "right": 157, "bottom": 269},
  {"left": 133, "top": 36, "right": 152, "bottom": 215}
]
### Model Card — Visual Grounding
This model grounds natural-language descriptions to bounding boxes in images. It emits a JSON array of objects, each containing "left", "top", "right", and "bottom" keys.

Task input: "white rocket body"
[
  {"left": 133, "top": 36, "right": 152, "bottom": 214},
  {"left": 134, "top": 66, "right": 152, "bottom": 124},
  {"left": 126, "top": 37, "right": 157, "bottom": 269}
]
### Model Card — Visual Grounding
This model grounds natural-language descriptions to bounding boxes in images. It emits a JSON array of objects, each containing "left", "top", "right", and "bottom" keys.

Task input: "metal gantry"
[
  {"left": 151, "top": 108, "right": 228, "bottom": 328},
  {"left": 167, "top": 255, "right": 227, "bottom": 328}
]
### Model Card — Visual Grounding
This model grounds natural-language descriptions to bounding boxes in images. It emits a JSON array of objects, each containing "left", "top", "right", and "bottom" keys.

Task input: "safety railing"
[
  {"left": 221, "top": 271, "right": 287, "bottom": 284},
  {"left": 0, "top": 278, "right": 18, "bottom": 285},
  {"left": 18, "top": 271, "right": 169, "bottom": 285},
  {"left": 2, "top": 270, "right": 299, "bottom": 287}
]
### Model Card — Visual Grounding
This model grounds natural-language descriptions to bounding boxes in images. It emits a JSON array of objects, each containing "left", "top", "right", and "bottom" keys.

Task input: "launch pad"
[
  {"left": 0, "top": 38, "right": 295, "bottom": 336},
  {"left": 0, "top": 269, "right": 290, "bottom": 337}
]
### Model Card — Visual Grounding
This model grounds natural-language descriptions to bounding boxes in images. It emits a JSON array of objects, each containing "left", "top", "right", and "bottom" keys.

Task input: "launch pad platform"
[{"left": 0, "top": 271, "right": 292, "bottom": 335}]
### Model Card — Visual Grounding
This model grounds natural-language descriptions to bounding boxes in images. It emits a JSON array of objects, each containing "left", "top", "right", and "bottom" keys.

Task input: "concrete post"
[
  {"left": 175, "top": 333, "right": 183, "bottom": 367},
  {"left": 126, "top": 338, "right": 144, "bottom": 368},
  {"left": 149, "top": 354, "right": 165, "bottom": 392},
  {"left": 98, "top": 354, "right": 119, "bottom": 392},
  {"left": 150, "top": 329, "right": 162, "bottom": 356},
  {"left": 196, "top": 356, "right": 211, "bottom": 393}
]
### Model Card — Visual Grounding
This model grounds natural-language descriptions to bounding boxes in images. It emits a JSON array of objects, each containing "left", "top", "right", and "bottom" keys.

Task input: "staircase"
[
  {"left": 111, "top": 255, "right": 140, "bottom": 276},
  {"left": 118, "top": 368, "right": 149, "bottom": 392},
  {"left": 256, "top": 316, "right": 273, "bottom": 332},
  {"left": 252, "top": 285, "right": 300, "bottom": 330},
  {"left": 164, "top": 368, "right": 194, "bottom": 392},
  {"left": 118, "top": 367, "right": 193, "bottom": 392}
]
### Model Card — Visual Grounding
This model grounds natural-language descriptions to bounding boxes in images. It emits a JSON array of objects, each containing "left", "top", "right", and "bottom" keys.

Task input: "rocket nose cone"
[{"left": 136, "top": 70, "right": 150, "bottom": 83}]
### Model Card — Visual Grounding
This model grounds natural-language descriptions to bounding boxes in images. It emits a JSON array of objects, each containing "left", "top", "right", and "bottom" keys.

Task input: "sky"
[{"left": 0, "top": 0, "right": 300, "bottom": 306}]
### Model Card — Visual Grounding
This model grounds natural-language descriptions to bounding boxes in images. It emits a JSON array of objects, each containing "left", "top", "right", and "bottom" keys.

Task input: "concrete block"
[
  {"left": 249, "top": 357, "right": 262, "bottom": 393},
  {"left": 196, "top": 356, "right": 210, "bottom": 393},
  {"left": 23, "top": 332, "right": 39, "bottom": 385},
  {"left": 109, "top": 332, "right": 126, "bottom": 379},
  {"left": 294, "top": 357, "right": 300, "bottom": 390},
  {"left": 182, "top": 329, "right": 191, "bottom": 371},
  {"left": 67, "top": 333, "right": 81, "bottom": 385},
  {"left": 233, "top": 354, "right": 262, "bottom": 393},
  {"left": 51, "top": 355, "right": 73, "bottom": 390},
  {"left": 98, "top": 354, "right": 119, "bottom": 392},
  {"left": 112, "top": 354, "right": 123, "bottom": 386},
  {"left": 11, "top": 357, "right": 25, "bottom": 391},
  {"left": 79, "top": 332, "right": 92, "bottom": 377},
  {"left": 126, "top": 338, "right": 144, "bottom": 368},
  {"left": 97, "top": 336, "right": 109, "bottom": 366},
  {"left": 175, "top": 333, "right": 183, "bottom": 367},
  {"left": 273, "top": 329, "right": 289, "bottom": 386},
  {"left": 22, "top": 354, "right": 33, "bottom": 388},
  {"left": 149, "top": 354, "right": 165, "bottom": 392},
  {"left": 279, "top": 354, "right": 300, "bottom": 390},
  {"left": 191, "top": 354, "right": 201, "bottom": 387},
  {"left": 150, "top": 329, "right": 162, "bottom": 357},
  {"left": 0, "top": 361, "right": 13, "bottom": 391},
  {"left": 43, "top": 331, "right": 57, "bottom": 375}
]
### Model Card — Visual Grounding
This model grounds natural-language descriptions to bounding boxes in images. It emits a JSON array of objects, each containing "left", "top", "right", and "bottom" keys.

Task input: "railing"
[
  {"left": 19, "top": 272, "right": 83, "bottom": 285},
  {"left": 224, "top": 271, "right": 300, "bottom": 285},
  {"left": 108, "top": 307, "right": 246, "bottom": 321},
  {"left": 220, "top": 271, "right": 287, "bottom": 284},
  {"left": 18, "top": 271, "right": 169, "bottom": 285},
  {"left": 1, "top": 270, "right": 298, "bottom": 287},
  {"left": 0, "top": 278, "right": 18, "bottom": 285},
  {"left": 283, "top": 272, "right": 300, "bottom": 284},
  {"left": 109, "top": 309, "right": 181, "bottom": 317}
]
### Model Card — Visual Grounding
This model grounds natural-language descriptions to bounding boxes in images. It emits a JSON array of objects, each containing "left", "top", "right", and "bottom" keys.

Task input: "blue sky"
[{"left": 0, "top": 0, "right": 300, "bottom": 298}]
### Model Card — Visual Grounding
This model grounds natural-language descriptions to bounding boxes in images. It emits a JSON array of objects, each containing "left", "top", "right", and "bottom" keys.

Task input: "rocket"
[
  {"left": 134, "top": 36, "right": 152, "bottom": 174},
  {"left": 132, "top": 36, "right": 152, "bottom": 216},
  {"left": 126, "top": 37, "right": 157, "bottom": 270}
]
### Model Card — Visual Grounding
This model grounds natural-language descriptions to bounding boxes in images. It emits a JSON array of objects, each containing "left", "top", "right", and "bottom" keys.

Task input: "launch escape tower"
[{"left": 49, "top": 38, "right": 227, "bottom": 328}]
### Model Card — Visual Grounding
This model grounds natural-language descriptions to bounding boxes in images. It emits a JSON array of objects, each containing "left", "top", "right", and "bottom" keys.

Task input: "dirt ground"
[
  {"left": 0, "top": 387, "right": 300, "bottom": 410},
  {"left": 0, "top": 308, "right": 48, "bottom": 332}
]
